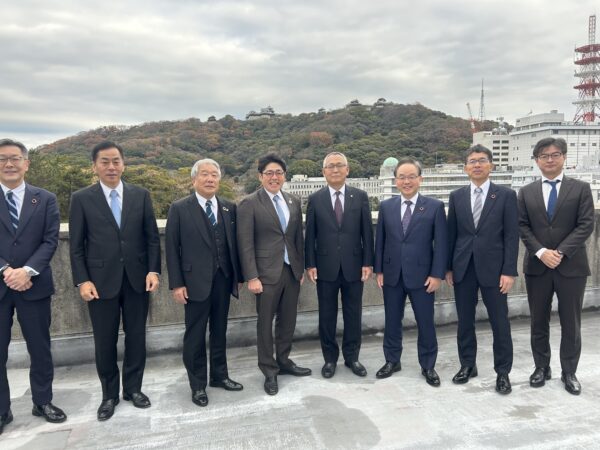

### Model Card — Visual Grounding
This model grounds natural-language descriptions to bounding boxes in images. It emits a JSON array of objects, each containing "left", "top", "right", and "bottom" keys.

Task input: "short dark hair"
[
  {"left": 0, "top": 138, "right": 28, "bottom": 158},
  {"left": 394, "top": 157, "right": 422, "bottom": 177},
  {"left": 92, "top": 141, "right": 124, "bottom": 162},
  {"left": 465, "top": 144, "right": 493, "bottom": 163},
  {"left": 257, "top": 153, "right": 286, "bottom": 173},
  {"left": 533, "top": 137, "right": 567, "bottom": 158}
]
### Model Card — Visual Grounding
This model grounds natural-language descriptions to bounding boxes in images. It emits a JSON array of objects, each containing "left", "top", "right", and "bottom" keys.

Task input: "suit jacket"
[
  {"left": 518, "top": 176, "right": 594, "bottom": 277},
  {"left": 374, "top": 194, "right": 447, "bottom": 289},
  {"left": 447, "top": 182, "right": 519, "bottom": 286},
  {"left": 304, "top": 185, "right": 374, "bottom": 282},
  {"left": 0, "top": 184, "right": 59, "bottom": 301},
  {"left": 165, "top": 194, "right": 241, "bottom": 301},
  {"left": 69, "top": 181, "right": 161, "bottom": 299},
  {"left": 237, "top": 188, "right": 304, "bottom": 285}
]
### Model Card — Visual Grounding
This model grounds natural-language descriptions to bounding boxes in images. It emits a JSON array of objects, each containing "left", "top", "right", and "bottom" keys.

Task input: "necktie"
[
  {"left": 334, "top": 191, "right": 343, "bottom": 226},
  {"left": 545, "top": 180, "right": 560, "bottom": 221},
  {"left": 401, "top": 200, "right": 412, "bottom": 233},
  {"left": 273, "top": 195, "right": 290, "bottom": 264},
  {"left": 472, "top": 187, "right": 483, "bottom": 227},
  {"left": 110, "top": 190, "right": 121, "bottom": 227},
  {"left": 205, "top": 199, "right": 217, "bottom": 226},
  {"left": 5, "top": 191, "right": 18, "bottom": 230}
]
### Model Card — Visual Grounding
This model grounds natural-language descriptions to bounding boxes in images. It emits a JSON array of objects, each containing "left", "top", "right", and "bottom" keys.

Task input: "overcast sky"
[{"left": 1, "top": 0, "right": 598, "bottom": 148}]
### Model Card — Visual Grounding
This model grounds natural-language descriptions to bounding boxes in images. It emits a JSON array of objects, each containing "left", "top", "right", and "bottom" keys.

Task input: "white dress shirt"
[
  {"left": 195, "top": 192, "right": 218, "bottom": 224},
  {"left": 328, "top": 185, "right": 346, "bottom": 211},
  {"left": 470, "top": 179, "right": 490, "bottom": 210},
  {"left": 99, "top": 180, "right": 123, "bottom": 209}
]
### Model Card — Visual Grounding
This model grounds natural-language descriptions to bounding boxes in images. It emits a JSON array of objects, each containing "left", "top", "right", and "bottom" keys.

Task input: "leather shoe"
[
  {"left": 321, "top": 362, "right": 337, "bottom": 378},
  {"left": 32, "top": 402, "right": 67, "bottom": 423},
  {"left": 209, "top": 378, "right": 243, "bottom": 391},
  {"left": 496, "top": 374, "right": 512, "bottom": 395},
  {"left": 0, "top": 410, "right": 13, "bottom": 435},
  {"left": 264, "top": 376, "right": 278, "bottom": 395},
  {"left": 452, "top": 365, "right": 478, "bottom": 384},
  {"left": 344, "top": 360, "right": 367, "bottom": 377},
  {"left": 278, "top": 362, "right": 312, "bottom": 377},
  {"left": 561, "top": 372, "right": 581, "bottom": 395},
  {"left": 97, "top": 398, "right": 119, "bottom": 421},
  {"left": 376, "top": 362, "right": 401, "bottom": 379},
  {"left": 422, "top": 368, "right": 441, "bottom": 387},
  {"left": 192, "top": 389, "right": 209, "bottom": 407},
  {"left": 123, "top": 391, "right": 151, "bottom": 408},
  {"left": 529, "top": 367, "right": 551, "bottom": 388}
]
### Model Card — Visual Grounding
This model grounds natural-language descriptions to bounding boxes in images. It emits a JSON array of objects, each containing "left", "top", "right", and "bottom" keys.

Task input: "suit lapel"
[
  {"left": 0, "top": 189, "right": 15, "bottom": 235},
  {"left": 187, "top": 195, "right": 214, "bottom": 250},
  {"left": 531, "top": 180, "right": 548, "bottom": 224},
  {"left": 91, "top": 183, "right": 120, "bottom": 233},
  {"left": 120, "top": 182, "right": 132, "bottom": 231},
  {"left": 280, "top": 191, "right": 296, "bottom": 234},
  {"left": 258, "top": 188, "right": 284, "bottom": 232},
  {"left": 457, "top": 186, "right": 476, "bottom": 231},
  {"left": 342, "top": 186, "right": 355, "bottom": 229},
  {"left": 476, "top": 182, "right": 499, "bottom": 229},
  {"left": 320, "top": 187, "right": 339, "bottom": 228},
  {"left": 15, "top": 185, "right": 38, "bottom": 238},
  {"left": 217, "top": 197, "right": 234, "bottom": 248},
  {"left": 551, "top": 176, "right": 573, "bottom": 222}
]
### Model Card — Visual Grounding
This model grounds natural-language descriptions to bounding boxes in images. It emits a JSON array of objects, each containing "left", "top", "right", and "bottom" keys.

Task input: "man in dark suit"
[
  {"left": 446, "top": 145, "right": 518, "bottom": 395},
  {"left": 165, "top": 158, "right": 243, "bottom": 408},
  {"left": 305, "top": 152, "right": 374, "bottom": 378},
  {"left": 237, "top": 153, "right": 311, "bottom": 396},
  {"left": 518, "top": 137, "right": 594, "bottom": 395},
  {"left": 0, "top": 139, "right": 66, "bottom": 434},
  {"left": 69, "top": 141, "right": 161, "bottom": 420},
  {"left": 374, "top": 157, "right": 447, "bottom": 387}
]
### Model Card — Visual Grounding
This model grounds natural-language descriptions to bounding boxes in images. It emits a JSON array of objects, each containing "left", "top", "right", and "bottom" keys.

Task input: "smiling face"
[
  {"left": 0, "top": 145, "right": 29, "bottom": 189},
  {"left": 192, "top": 162, "right": 220, "bottom": 198},
  {"left": 322, "top": 154, "right": 349, "bottom": 190},
  {"left": 93, "top": 147, "right": 124, "bottom": 189},
  {"left": 464, "top": 151, "right": 493, "bottom": 186},
  {"left": 394, "top": 162, "right": 422, "bottom": 198},
  {"left": 259, "top": 162, "right": 286, "bottom": 195},
  {"left": 535, "top": 144, "right": 565, "bottom": 180}
]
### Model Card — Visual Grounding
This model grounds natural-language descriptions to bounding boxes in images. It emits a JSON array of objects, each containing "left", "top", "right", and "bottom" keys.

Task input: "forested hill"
[{"left": 37, "top": 103, "right": 490, "bottom": 180}]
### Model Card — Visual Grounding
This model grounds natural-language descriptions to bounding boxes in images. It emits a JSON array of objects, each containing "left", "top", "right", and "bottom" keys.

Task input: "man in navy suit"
[
  {"left": 446, "top": 145, "right": 518, "bottom": 395},
  {"left": 0, "top": 139, "right": 66, "bottom": 435},
  {"left": 305, "top": 152, "right": 374, "bottom": 378},
  {"left": 374, "top": 157, "right": 447, "bottom": 386}
]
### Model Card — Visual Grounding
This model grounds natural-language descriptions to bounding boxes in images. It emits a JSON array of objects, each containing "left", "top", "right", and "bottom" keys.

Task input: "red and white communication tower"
[{"left": 573, "top": 15, "right": 600, "bottom": 123}]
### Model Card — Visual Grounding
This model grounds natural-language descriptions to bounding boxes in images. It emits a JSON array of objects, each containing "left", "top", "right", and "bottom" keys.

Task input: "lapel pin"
[
  {"left": 288, "top": 200, "right": 292, "bottom": 205},
  {"left": 350, "top": 194, "right": 354, "bottom": 198},
  {"left": 490, "top": 194, "right": 496, "bottom": 199},
  {"left": 31, "top": 198, "right": 37, "bottom": 204},
  {"left": 222, "top": 206, "right": 229, "bottom": 212},
  {"left": 419, "top": 207, "right": 424, "bottom": 211}
]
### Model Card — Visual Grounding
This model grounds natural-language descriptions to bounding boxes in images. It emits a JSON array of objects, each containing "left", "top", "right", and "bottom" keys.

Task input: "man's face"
[
  {"left": 394, "top": 163, "right": 422, "bottom": 198},
  {"left": 192, "top": 163, "right": 220, "bottom": 198},
  {"left": 464, "top": 151, "right": 493, "bottom": 185},
  {"left": 322, "top": 154, "right": 349, "bottom": 188},
  {"left": 93, "top": 147, "right": 124, "bottom": 189},
  {"left": 259, "top": 162, "right": 286, "bottom": 194},
  {"left": 535, "top": 145, "right": 565, "bottom": 179},
  {"left": 0, "top": 145, "right": 29, "bottom": 188}
]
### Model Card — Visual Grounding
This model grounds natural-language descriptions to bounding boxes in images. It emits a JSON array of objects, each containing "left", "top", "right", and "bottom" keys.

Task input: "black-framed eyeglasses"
[
  {"left": 537, "top": 152, "right": 563, "bottom": 161},
  {"left": 324, "top": 163, "right": 347, "bottom": 170},
  {"left": 262, "top": 170, "right": 285, "bottom": 177},
  {"left": 466, "top": 157, "right": 490, "bottom": 165}
]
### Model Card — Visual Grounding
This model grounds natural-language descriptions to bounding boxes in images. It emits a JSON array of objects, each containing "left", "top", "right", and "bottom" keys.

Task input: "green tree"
[{"left": 287, "top": 159, "right": 321, "bottom": 177}]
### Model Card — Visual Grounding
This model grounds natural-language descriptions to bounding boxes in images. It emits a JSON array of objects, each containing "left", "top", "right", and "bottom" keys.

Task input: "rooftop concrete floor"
[{"left": 3, "top": 311, "right": 600, "bottom": 450}]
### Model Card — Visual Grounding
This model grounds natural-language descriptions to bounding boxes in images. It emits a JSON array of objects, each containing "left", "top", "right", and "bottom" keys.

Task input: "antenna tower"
[
  {"left": 478, "top": 79, "right": 485, "bottom": 124},
  {"left": 573, "top": 15, "right": 600, "bottom": 123}
]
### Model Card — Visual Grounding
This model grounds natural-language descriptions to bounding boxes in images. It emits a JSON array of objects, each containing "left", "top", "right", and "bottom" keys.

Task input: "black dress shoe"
[
  {"left": 264, "top": 376, "right": 278, "bottom": 395},
  {"left": 496, "top": 374, "right": 512, "bottom": 395},
  {"left": 422, "top": 368, "right": 441, "bottom": 387},
  {"left": 192, "top": 389, "right": 209, "bottom": 407},
  {"left": 278, "top": 363, "right": 312, "bottom": 377},
  {"left": 97, "top": 398, "right": 119, "bottom": 421},
  {"left": 530, "top": 367, "right": 552, "bottom": 388},
  {"left": 209, "top": 378, "right": 244, "bottom": 391},
  {"left": 32, "top": 402, "right": 67, "bottom": 423},
  {"left": 561, "top": 372, "right": 581, "bottom": 395},
  {"left": 376, "top": 362, "right": 401, "bottom": 379},
  {"left": 123, "top": 391, "right": 151, "bottom": 408},
  {"left": 0, "top": 410, "right": 13, "bottom": 435},
  {"left": 321, "top": 362, "right": 337, "bottom": 379},
  {"left": 344, "top": 361, "right": 367, "bottom": 377},
  {"left": 452, "top": 365, "right": 478, "bottom": 384}
]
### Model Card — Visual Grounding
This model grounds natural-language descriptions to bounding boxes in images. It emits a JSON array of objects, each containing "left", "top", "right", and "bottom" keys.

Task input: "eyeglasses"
[
  {"left": 395, "top": 175, "right": 419, "bottom": 181},
  {"left": 324, "top": 163, "right": 347, "bottom": 170},
  {"left": 262, "top": 170, "right": 285, "bottom": 177},
  {"left": 0, "top": 156, "right": 25, "bottom": 165},
  {"left": 466, "top": 157, "right": 490, "bottom": 165},
  {"left": 537, "top": 152, "right": 563, "bottom": 161}
]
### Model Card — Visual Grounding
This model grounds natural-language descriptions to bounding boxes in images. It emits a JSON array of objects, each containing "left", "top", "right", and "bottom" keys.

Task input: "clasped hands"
[{"left": 3, "top": 267, "right": 32, "bottom": 291}]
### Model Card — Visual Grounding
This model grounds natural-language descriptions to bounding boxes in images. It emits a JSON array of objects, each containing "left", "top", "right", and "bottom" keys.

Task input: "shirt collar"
[
  {"left": 1, "top": 181, "right": 25, "bottom": 196},
  {"left": 470, "top": 179, "right": 490, "bottom": 194},
  {"left": 400, "top": 193, "right": 419, "bottom": 204},
  {"left": 328, "top": 185, "right": 346, "bottom": 197},
  {"left": 99, "top": 180, "right": 123, "bottom": 198},
  {"left": 195, "top": 192, "right": 217, "bottom": 208},
  {"left": 265, "top": 189, "right": 282, "bottom": 201},
  {"left": 541, "top": 172, "right": 564, "bottom": 183}
]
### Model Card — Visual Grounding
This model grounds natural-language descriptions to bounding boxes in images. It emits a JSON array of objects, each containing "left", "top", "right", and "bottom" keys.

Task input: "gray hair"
[
  {"left": 323, "top": 152, "right": 348, "bottom": 168},
  {"left": 0, "top": 139, "right": 28, "bottom": 158},
  {"left": 395, "top": 157, "right": 422, "bottom": 177},
  {"left": 191, "top": 158, "right": 222, "bottom": 179}
]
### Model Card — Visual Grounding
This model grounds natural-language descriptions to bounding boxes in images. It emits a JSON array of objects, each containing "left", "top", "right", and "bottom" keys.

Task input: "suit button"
[
  {"left": 121, "top": 241, "right": 125, "bottom": 245},
  {"left": 119, "top": 258, "right": 124, "bottom": 262}
]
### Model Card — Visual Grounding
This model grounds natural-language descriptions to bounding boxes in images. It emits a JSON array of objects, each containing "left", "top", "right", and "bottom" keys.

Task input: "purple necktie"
[
  {"left": 402, "top": 200, "right": 412, "bottom": 233},
  {"left": 334, "top": 191, "right": 343, "bottom": 226}
]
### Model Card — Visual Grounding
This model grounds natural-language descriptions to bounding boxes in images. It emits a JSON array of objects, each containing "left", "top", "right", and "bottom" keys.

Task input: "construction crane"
[{"left": 466, "top": 102, "right": 476, "bottom": 133}]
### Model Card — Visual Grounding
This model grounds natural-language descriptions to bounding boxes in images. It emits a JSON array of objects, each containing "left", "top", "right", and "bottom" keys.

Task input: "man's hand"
[
  {"left": 4, "top": 268, "right": 32, "bottom": 291},
  {"left": 79, "top": 281, "right": 100, "bottom": 302},
  {"left": 376, "top": 273, "right": 384, "bottom": 289},
  {"left": 248, "top": 278, "right": 263, "bottom": 294},
  {"left": 146, "top": 273, "right": 160, "bottom": 292},
  {"left": 539, "top": 249, "right": 562, "bottom": 269},
  {"left": 172, "top": 286, "right": 188, "bottom": 304},
  {"left": 361, "top": 266, "right": 373, "bottom": 282},
  {"left": 499, "top": 275, "right": 515, "bottom": 294},
  {"left": 306, "top": 267, "right": 318, "bottom": 283},
  {"left": 445, "top": 271, "right": 454, "bottom": 286},
  {"left": 424, "top": 276, "right": 442, "bottom": 293}
]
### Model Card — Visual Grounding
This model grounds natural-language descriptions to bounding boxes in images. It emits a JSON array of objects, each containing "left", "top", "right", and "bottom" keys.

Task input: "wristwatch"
[
  {"left": 25, "top": 267, "right": 37, "bottom": 277},
  {"left": 0, "top": 264, "right": 9, "bottom": 276}
]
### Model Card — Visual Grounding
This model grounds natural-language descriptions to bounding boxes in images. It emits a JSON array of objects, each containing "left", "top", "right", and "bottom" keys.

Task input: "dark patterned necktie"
[
  {"left": 402, "top": 200, "right": 412, "bottom": 233},
  {"left": 334, "top": 191, "right": 343, "bottom": 226},
  {"left": 472, "top": 187, "right": 483, "bottom": 227},
  {"left": 5, "top": 191, "right": 18, "bottom": 230},
  {"left": 545, "top": 180, "right": 560, "bottom": 221},
  {"left": 205, "top": 199, "right": 217, "bottom": 226}
]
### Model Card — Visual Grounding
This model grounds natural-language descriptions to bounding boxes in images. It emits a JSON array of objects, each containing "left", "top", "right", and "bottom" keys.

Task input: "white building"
[
  {"left": 472, "top": 119, "right": 511, "bottom": 168},
  {"left": 283, "top": 174, "right": 382, "bottom": 205}
]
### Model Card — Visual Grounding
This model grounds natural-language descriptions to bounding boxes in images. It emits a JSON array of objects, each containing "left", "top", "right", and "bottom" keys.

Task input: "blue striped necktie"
[
  {"left": 205, "top": 200, "right": 216, "bottom": 226},
  {"left": 5, "top": 191, "right": 19, "bottom": 230}
]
